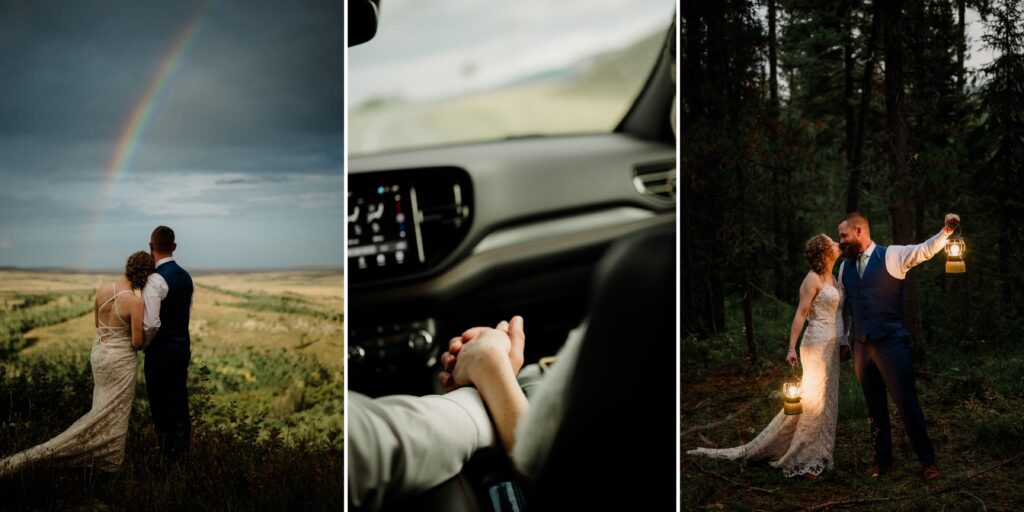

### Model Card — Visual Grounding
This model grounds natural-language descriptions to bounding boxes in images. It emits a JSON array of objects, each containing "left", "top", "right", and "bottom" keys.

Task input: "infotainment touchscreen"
[{"left": 347, "top": 182, "right": 425, "bottom": 272}]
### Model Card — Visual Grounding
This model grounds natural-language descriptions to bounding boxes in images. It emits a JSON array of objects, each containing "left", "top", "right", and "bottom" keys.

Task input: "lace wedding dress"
[
  {"left": 686, "top": 284, "right": 843, "bottom": 477},
  {"left": 0, "top": 284, "right": 139, "bottom": 476}
]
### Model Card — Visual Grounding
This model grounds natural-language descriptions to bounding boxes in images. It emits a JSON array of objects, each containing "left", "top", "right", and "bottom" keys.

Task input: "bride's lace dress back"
[
  {"left": 687, "top": 283, "right": 843, "bottom": 477},
  {"left": 0, "top": 283, "right": 139, "bottom": 476}
]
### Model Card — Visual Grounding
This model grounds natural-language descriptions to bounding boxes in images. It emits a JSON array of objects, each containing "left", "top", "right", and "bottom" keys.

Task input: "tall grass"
[{"left": 0, "top": 354, "right": 343, "bottom": 510}]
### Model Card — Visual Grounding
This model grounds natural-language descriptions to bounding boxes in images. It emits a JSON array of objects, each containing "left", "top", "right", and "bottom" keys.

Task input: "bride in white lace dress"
[
  {"left": 0, "top": 251, "right": 154, "bottom": 476},
  {"left": 687, "top": 234, "right": 845, "bottom": 478}
]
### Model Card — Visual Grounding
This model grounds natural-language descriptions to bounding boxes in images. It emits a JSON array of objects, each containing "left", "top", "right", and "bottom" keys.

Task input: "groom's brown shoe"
[
  {"left": 921, "top": 464, "right": 941, "bottom": 481},
  {"left": 865, "top": 463, "right": 889, "bottom": 478}
]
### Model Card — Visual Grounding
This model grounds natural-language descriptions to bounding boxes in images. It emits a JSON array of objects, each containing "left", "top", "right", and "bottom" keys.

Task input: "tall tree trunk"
[
  {"left": 847, "top": 1, "right": 881, "bottom": 213},
  {"left": 957, "top": 0, "right": 966, "bottom": 93},
  {"left": 768, "top": 0, "right": 779, "bottom": 113},
  {"left": 772, "top": 162, "right": 786, "bottom": 298},
  {"left": 706, "top": 1, "right": 727, "bottom": 334},
  {"left": 680, "top": 177, "right": 697, "bottom": 334},
  {"left": 680, "top": 4, "right": 701, "bottom": 334},
  {"left": 843, "top": 0, "right": 856, "bottom": 172},
  {"left": 882, "top": 0, "right": 924, "bottom": 357},
  {"left": 682, "top": 2, "right": 704, "bottom": 120},
  {"left": 728, "top": 6, "right": 756, "bottom": 362},
  {"left": 767, "top": 0, "right": 785, "bottom": 298},
  {"left": 739, "top": 154, "right": 758, "bottom": 364}
]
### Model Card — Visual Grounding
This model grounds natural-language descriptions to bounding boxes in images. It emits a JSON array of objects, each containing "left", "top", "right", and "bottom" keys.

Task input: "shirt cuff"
[{"left": 440, "top": 388, "right": 497, "bottom": 449}]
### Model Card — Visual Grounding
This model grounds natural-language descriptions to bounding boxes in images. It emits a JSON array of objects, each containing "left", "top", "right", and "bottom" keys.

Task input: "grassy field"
[
  {"left": 682, "top": 297, "right": 1024, "bottom": 511},
  {"left": 0, "top": 269, "right": 344, "bottom": 509}
]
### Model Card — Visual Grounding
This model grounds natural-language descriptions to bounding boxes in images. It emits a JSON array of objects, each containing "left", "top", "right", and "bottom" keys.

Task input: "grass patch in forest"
[{"left": 682, "top": 295, "right": 1024, "bottom": 511}]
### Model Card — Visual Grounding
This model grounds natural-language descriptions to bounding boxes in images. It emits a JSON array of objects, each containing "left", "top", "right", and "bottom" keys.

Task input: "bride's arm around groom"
[{"left": 129, "top": 296, "right": 145, "bottom": 350}]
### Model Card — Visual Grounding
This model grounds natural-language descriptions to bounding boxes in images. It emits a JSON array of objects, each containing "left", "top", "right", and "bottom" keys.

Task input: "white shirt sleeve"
[
  {"left": 142, "top": 273, "right": 168, "bottom": 344},
  {"left": 513, "top": 322, "right": 586, "bottom": 477},
  {"left": 885, "top": 228, "right": 950, "bottom": 279},
  {"left": 347, "top": 388, "right": 496, "bottom": 511}
]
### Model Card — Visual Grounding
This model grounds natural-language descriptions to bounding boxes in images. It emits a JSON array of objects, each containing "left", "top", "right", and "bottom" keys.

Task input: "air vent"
[
  {"left": 420, "top": 183, "right": 470, "bottom": 228},
  {"left": 633, "top": 161, "right": 676, "bottom": 201}
]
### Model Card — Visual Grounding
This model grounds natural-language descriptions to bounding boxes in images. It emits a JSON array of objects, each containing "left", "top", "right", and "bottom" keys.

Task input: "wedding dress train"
[
  {"left": 687, "top": 284, "right": 843, "bottom": 477},
  {"left": 0, "top": 285, "right": 139, "bottom": 476}
]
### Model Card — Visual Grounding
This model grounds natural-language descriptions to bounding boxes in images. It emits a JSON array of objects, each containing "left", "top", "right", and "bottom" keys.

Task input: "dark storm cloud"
[
  {"left": 0, "top": 0, "right": 342, "bottom": 174},
  {"left": 0, "top": 0, "right": 343, "bottom": 269},
  {"left": 0, "top": 1, "right": 198, "bottom": 142}
]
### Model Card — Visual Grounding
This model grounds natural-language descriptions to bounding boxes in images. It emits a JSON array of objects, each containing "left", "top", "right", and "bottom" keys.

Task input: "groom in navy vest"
[
  {"left": 837, "top": 212, "right": 958, "bottom": 482},
  {"left": 142, "top": 225, "right": 193, "bottom": 462}
]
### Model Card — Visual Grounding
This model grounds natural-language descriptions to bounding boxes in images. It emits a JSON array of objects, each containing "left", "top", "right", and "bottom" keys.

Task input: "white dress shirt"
[
  {"left": 142, "top": 256, "right": 174, "bottom": 344},
  {"left": 347, "top": 388, "right": 496, "bottom": 511},
  {"left": 837, "top": 228, "right": 950, "bottom": 343}
]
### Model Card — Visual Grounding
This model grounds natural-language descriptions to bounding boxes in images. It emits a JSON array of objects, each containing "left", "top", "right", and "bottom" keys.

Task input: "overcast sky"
[
  {"left": 349, "top": 0, "right": 677, "bottom": 107},
  {"left": 0, "top": 0, "right": 342, "bottom": 270}
]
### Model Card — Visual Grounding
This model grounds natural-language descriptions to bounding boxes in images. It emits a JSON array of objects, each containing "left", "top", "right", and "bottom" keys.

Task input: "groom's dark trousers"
[
  {"left": 853, "top": 331, "right": 935, "bottom": 466},
  {"left": 145, "top": 259, "right": 193, "bottom": 462},
  {"left": 145, "top": 347, "right": 191, "bottom": 461}
]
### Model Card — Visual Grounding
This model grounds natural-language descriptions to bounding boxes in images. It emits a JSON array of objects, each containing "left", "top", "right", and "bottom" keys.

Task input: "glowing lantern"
[
  {"left": 783, "top": 381, "right": 803, "bottom": 416},
  {"left": 945, "top": 220, "right": 966, "bottom": 274}
]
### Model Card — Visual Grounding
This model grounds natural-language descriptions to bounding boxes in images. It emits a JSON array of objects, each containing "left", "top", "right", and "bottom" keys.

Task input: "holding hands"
[{"left": 438, "top": 315, "right": 525, "bottom": 392}]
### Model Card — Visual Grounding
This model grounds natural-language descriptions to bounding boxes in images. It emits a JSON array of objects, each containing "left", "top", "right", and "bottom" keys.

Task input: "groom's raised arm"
[
  {"left": 887, "top": 213, "right": 959, "bottom": 279},
  {"left": 142, "top": 273, "right": 168, "bottom": 344}
]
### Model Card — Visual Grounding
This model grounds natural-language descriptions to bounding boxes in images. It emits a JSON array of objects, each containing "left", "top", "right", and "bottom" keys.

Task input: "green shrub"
[{"left": 0, "top": 354, "right": 343, "bottom": 510}]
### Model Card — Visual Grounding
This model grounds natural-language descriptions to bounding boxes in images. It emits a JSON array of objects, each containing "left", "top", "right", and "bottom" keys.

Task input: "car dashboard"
[{"left": 347, "top": 133, "right": 675, "bottom": 397}]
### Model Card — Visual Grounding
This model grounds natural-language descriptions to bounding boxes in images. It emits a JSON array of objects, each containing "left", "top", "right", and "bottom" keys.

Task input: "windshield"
[{"left": 349, "top": 0, "right": 675, "bottom": 155}]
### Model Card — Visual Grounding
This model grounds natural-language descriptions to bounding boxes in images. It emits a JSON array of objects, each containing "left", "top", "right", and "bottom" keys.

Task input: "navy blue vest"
[
  {"left": 148, "top": 260, "right": 193, "bottom": 353},
  {"left": 841, "top": 245, "right": 907, "bottom": 343}
]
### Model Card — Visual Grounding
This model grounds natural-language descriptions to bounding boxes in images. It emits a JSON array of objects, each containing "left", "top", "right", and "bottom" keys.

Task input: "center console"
[{"left": 347, "top": 167, "right": 473, "bottom": 394}]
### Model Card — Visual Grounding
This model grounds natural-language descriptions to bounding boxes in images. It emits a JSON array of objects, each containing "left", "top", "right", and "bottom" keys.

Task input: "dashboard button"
[
  {"left": 348, "top": 345, "right": 366, "bottom": 363},
  {"left": 407, "top": 330, "right": 433, "bottom": 353}
]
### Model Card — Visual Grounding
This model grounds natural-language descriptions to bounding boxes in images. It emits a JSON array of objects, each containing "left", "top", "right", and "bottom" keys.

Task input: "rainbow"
[{"left": 84, "top": 1, "right": 212, "bottom": 269}]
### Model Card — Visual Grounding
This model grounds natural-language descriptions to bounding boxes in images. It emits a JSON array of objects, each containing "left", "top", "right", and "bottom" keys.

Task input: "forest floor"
[{"left": 681, "top": 297, "right": 1024, "bottom": 511}]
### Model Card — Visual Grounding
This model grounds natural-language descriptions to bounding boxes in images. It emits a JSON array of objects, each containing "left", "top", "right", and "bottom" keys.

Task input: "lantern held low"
[{"left": 783, "top": 381, "right": 803, "bottom": 416}]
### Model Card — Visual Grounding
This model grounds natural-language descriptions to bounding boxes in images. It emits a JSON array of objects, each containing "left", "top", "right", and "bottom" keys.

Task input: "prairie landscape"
[{"left": 0, "top": 269, "right": 345, "bottom": 510}]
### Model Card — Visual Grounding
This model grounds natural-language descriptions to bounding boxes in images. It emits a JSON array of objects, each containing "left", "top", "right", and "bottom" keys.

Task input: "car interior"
[{"left": 347, "top": 1, "right": 678, "bottom": 509}]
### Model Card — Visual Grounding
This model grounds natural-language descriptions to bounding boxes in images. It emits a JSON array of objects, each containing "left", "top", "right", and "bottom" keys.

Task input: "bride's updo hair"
[
  {"left": 805, "top": 234, "right": 832, "bottom": 275},
  {"left": 125, "top": 251, "right": 155, "bottom": 291}
]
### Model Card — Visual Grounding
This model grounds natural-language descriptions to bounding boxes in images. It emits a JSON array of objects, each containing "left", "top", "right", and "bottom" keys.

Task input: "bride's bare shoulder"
[
  {"left": 800, "top": 271, "right": 824, "bottom": 291},
  {"left": 93, "top": 281, "right": 110, "bottom": 301},
  {"left": 802, "top": 270, "right": 822, "bottom": 284}
]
